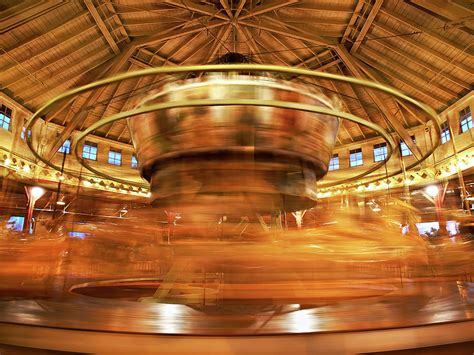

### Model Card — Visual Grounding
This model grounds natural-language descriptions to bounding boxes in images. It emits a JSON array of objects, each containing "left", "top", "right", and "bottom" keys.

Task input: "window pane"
[
  {"left": 328, "top": 154, "right": 339, "bottom": 171},
  {"left": 0, "top": 105, "right": 12, "bottom": 131},
  {"left": 400, "top": 135, "right": 415, "bottom": 157},
  {"left": 349, "top": 149, "right": 363, "bottom": 167},
  {"left": 58, "top": 139, "right": 71, "bottom": 154},
  {"left": 82, "top": 142, "right": 98, "bottom": 160},
  {"left": 373, "top": 142, "right": 387, "bottom": 162},
  {"left": 108, "top": 149, "right": 121, "bottom": 166},
  {"left": 460, "top": 106, "right": 472, "bottom": 133},
  {"left": 440, "top": 122, "right": 451, "bottom": 144},
  {"left": 131, "top": 154, "right": 138, "bottom": 169}
]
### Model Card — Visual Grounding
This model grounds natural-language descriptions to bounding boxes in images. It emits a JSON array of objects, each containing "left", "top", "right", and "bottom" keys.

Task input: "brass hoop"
[{"left": 25, "top": 64, "right": 441, "bottom": 190}]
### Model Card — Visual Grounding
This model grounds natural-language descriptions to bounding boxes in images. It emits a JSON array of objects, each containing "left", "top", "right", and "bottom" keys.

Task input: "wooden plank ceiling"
[{"left": 0, "top": 0, "right": 472, "bottom": 150}]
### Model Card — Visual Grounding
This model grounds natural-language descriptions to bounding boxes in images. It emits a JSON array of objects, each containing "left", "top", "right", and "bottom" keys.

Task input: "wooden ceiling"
[{"left": 0, "top": 0, "right": 473, "bottom": 153}]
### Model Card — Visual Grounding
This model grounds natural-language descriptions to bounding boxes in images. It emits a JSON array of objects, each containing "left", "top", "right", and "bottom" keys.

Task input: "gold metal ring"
[{"left": 25, "top": 64, "right": 441, "bottom": 189}]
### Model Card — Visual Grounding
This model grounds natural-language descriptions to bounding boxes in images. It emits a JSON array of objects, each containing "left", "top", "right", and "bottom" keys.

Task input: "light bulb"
[
  {"left": 425, "top": 185, "right": 439, "bottom": 198},
  {"left": 30, "top": 186, "right": 45, "bottom": 200}
]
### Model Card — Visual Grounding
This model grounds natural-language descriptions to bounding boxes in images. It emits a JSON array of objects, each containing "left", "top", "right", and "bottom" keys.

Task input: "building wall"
[
  {"left": 325, "top": 91, "right": 473, "bottom": 184},
  {"left": 0, "top": 92, "right": 141, "bottom": 184}
]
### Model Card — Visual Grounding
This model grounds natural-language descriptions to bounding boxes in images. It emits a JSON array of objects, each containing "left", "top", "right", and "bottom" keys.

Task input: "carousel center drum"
[{"left": 128, "top": 73, "right": 339, "bottom": 214}]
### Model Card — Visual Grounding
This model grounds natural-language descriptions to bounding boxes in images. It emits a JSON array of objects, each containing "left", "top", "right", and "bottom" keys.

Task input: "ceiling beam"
[
  {"left": 353, "top": 57, "right": 428, "bottom": 126},
  {"left": 0, "top": 10, "right": 90, "bottom": 54},
  {"left": 45, "top": 100, "right": 73, "bottom": 123},
  {"left": 162, "top": 31, "right": 203, "bottom": 65},
  {"left": 20, "top": 46, "right": 113, "bottom": 102},
  {"left": 295, "top": 49, "right": 332, "bottom": 67},
  {"left": 182, "top": 38, "right": 215, "bottom": 64},
  {"left": 239, "top": 0, "right": 298, "bottom": 20},
  {"left": 45, "top": 42, "right": 137, "bottom": 161},
  {"left": 237, "top": 25, "right": 265, "bottom": 63},
  {"left": 128, "top": 56, "right": 153, "bottom": 69},
  {"left": 350, "top": 0, "right": 383, "bottom": 53},
  {"left": 286, "top": 3, "right": 353, "bottom": 12},
  {"left": 44, "top": 57, "right": 116, "bottom": 122},
  {"left": 310, "top": 58, "right": 341, "bottom": 71},
  {"left": 164, "top": 0, "right": 229, "bottom": 20},
  {"left": 363, "top": 32, "right": 470, "bottom": 90},
  {"left": 202, "top": 24, "right": 233, "bottom": 62},
  {"left": 94, "top": 66, "right": 133, "bottom": 136},
  {"left": 240, "top": 19, "right": 334, "bottom": 46},
  {"left": 115, "top": 75, "right": 159, "bottom": 142},
  {"left": 84, "top": 0, "right": 120, "bottom": 55},
  {"left": 357, "top": 45, "right": 459, "bottom": 101},
  {"left": 3, "top": 36, "right": 105, "bottom": 89},
  {"left": 341, "top": 0, "right": 364, "bottom": 44},
  {"left": 354, "top": 52, "right": 449, "bottom": 106},
  {"left": 339, "top": 80, "right": 373, "bottom": 123},
  {"left": 134, "top": 20, "right": 227, "bottom": 47},
  {"left": 234, "top": 0, "right": 247, "bottom": 18},
  {"left": 406, "top": 0, "right": 474, "bottom": 33},
  {"left": 380, "top": 7, "right": 474, "bottom": 55},
  {"left": 261, "top": 14, "right": 338, "bottom": 47},
  {"left": 326, "top": 79, "right": 367, "bottom": 140},
  {"left": 335, "top": 44, "right": 424, "bottom": 160},
  {"left": 371, "top": 20, "right": 472, "bottom": 75},
  {"left": 0, "top": 0, "right": 64, "bottom": 33},
  {"left": 0, "top": 22, "right": 97, "bottom": 75},
  {"left": 103, "top": 0, "right": 129, "bottom": 41},
  {"left": 219, "top": 0, "right": 233, "bottom": 18},
  {"left": 136, "top": 48, "right": 176, "bottom": 66},
  {"left": 265, "top": 31, "right": 304, "bottom": 62}
]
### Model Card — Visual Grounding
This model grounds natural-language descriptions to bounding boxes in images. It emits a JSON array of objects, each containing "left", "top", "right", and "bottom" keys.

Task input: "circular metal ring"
[
  {"left": 73, "top": 98, "right": 396, "bottom": 187},
  {"left": 26, "top": 64, "right": 441, "bottom": 189}
]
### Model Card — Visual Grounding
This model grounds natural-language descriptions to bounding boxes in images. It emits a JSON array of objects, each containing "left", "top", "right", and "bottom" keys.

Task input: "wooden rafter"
[
  {"left": 341, "top": 0, "right": 364, "bottom": 44},
  {"left": 3, "top": 36, "right": 106, "bottom": 89},
  {"left": 350, "top": 0, "right": 383, "bottom": 53},
  {"left": 240, "top": 19, "right": 334, "bottom": 46},
  {"left": 45, "top": 42, "right": 137, "bottom": 160},
  {"left": 234, "top": 0, "right": 247, "bottom": 18},
  {"left": 44, "top": 57, "right": 117, "bottom": 122},
  {"left": 363, "top": 32, "right": 470, "bottom": 90},
  {"left": 380, "top": 7, "right": 474, "bottom": 56},
  {"left": 162, "top": 31, "right": 202, "bottom": 65},
  {"left": 336, "top": 44, "right": 424, "bottom": 160},
  {"left": 354, "top": 52, "right": 450, "bottom": 106},
  {"left": 310, "top": 59, "right": 341, "bottom": 71},
  {"left": 295, "top": 49, "right": 332, "bottom": 67},
  {"left": 181, "top": 38, "right": 215, "bottom": 64},
  {"left": 265, "top": 31, "right": 304, "bottom": 62},
  {"left": 219, "top": 0, "right": 233, "bottom": 18},
  {"left": 0, "top": 11, "right": 90, "bottom": 54},
  {"left": 134, "top": 20, "right": 227, "bottom": 47},
  {"left": 22, "top": 46, "right": 113, "bottom": 102},
  {"left": 237, "top": 25, "right": 265, "bottom": 63},
  {"left": 357, "top": 46, "right": 458, "bottom": 101},
  {"left": 164, "top": 0, "right": 229, "bottom": 20},
  {"left": 353, "top": 58, "right": 428, "bottom": 127},
  {"left": 84, "top": 0, "right": 120, "bottom": 54},
  {"left": 134, "top": 48, "right": 177, "bottom": 67},
  {"left": 0, "top": 0, "right": 64, "bottom": 33},
  {"left": 1, "top": 21, "right": 98, "bottom": 74},
  {"left": 201, "top": 24, "right": 232, "bottom": 63},
  {"left": 371, "top": 20, "right": 472, "bottom": 75},
  {"left": 239, "top": 0, "right": 298, "bottom": 20},
  {"left": 328, "top": 80, "right": 367, "bottom": 140}
]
